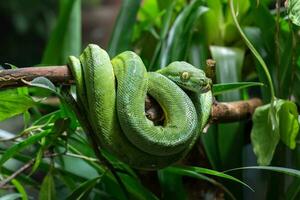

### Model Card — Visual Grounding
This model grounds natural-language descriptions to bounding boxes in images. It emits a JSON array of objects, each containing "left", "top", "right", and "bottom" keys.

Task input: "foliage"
[{"left": 0, "top": 0, "right": 300, "bottom": 199}]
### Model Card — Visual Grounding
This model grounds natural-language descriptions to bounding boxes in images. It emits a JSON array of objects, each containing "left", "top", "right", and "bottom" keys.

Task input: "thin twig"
[{"left": 0, "top": 159, "right": 34, "bottom": 188}]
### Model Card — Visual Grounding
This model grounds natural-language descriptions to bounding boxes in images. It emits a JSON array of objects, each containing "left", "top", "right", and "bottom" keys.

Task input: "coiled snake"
[{"left": 68, "top": 44, "right": 212, "bottom": 169}]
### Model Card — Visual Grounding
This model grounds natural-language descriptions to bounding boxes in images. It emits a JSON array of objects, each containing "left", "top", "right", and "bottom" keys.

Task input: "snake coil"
[{"left": 68, "top": 44, "right": 212, "bottom": 169}]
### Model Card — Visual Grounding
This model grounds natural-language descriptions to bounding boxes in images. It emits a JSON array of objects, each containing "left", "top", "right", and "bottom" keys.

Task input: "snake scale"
[{"left": 68, "top": 44, "right": 212, "bottom": 170}]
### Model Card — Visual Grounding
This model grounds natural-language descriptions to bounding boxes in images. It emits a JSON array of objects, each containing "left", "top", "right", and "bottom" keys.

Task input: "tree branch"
[{"left": 0, "top": 66, "right": 262, "bottom": 123}]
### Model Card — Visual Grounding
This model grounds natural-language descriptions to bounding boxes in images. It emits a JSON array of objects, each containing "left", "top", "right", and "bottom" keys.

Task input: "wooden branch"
[
  {"left": 0, "top": 66, "right": 262, "bottom": 123},
  {"left": 0, "top": 65, "right": 73, "bottom": 88}
]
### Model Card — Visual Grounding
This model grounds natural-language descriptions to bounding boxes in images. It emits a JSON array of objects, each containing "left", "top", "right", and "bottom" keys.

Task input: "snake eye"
[{"left": 180, "top": 72, "right": 190, "bottom": 81}]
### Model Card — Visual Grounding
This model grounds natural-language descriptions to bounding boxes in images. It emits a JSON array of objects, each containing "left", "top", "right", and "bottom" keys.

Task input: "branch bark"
[{"left": 0, "top": 66, "right": 262, "bottom": 123}]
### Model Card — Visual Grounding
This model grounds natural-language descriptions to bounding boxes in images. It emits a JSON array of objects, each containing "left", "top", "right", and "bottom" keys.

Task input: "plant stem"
[{"left": 228, "top": 0, "right": 276, "bottom": 101}]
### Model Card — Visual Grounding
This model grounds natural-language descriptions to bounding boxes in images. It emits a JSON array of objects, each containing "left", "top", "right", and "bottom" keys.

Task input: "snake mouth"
[{"left": 201, "top": 83, "right": 211, "bottom": 93}]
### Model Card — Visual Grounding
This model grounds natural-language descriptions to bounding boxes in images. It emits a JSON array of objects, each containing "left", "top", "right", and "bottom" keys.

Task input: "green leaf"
[
  {"left": 276, "top": 100, "right": 299, "bottom": 149},
  {"left": 148, "top": 1, "right": 176, "bottom": 70},
  {"left": 210, "top": 46, "right": 245, "bottom": 101},
  {"left": 203, "top": 0, "right": 224, "bottom": 45},
  {"left": 23, "top": 77, "right": 59, "bottom": 96},
  {"left": 167, "top": 166, "right": 253, "bottom": 191},
  {"left": 251, "top": 99, "right": 299, "bottom": 165},
  {"left": 0, "top": 194, "right": 22, "bottom": 200},
  {"left": 164, "top": 166, "right": 237, "bottom": 199},
  {"left": 212, "top": 82, "right": 263, "bottom": 96},
  {"left": 243, "top": 26, "right": 273, "bottom": 101},
  {"left": 11, "top": 179, "right": 28, "bottom": 200},
  {"left": 229, "top": 0, "right": 275, "bottom": 99},
  {"left": 208, "top": 46, "right": 244, "bottom": 173},
  {"left": 30, "top": 118, "right": 70, "bottom": 174},
  {"left": 39, "top": 171, "right": 56, "bottom": 200},
  {"left": 108, "top": 0, "right": 141, "bottom": 57},
  {"left": 66, "top": 176, "right": 102, "bottom": 200},
  {"left": 41, "top": 0, "right": 81, "bottom": 65},
  {"left": 225, "top": 166, "right": 300, "bottom": 179},
  {"left": 0, "top": 89, "right": 35, "bottom": 122},
  {"left": 158, "top": 169, "right": 187, "bottom": 200},
  {"left": 160, "top": 0, "right": 209, "bottom": 66},
  {"left": 120, "top": 173, "right": 159, "bottom": 200},
  {"left": 287, "top": 0, "right": 300, "bottom": 26},
  {"left": 251, "top": 103, "right": 280, "bottom": 165},
  {"left": 0, "top": 129, "right": 51, "bottom": 167}
]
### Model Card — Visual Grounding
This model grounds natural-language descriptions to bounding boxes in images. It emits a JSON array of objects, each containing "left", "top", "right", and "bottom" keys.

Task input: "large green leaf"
[
  {"left": 0, "top": 89, "right": 35, "bottom": 122},
  {"left": 108, "top": 0, "right": 141, "bottom": 57},
  {"left": 250, "top": 103, "right": 280, "bottom": 165},
  {"left": 251, "top": 99, "right": 299, "bottom": 165},
  {"left": 287, "top": 0, "right": 300, "bottom": 26},
  {"left": 41, "top": 0, "right": 81, "bottom": 65}
]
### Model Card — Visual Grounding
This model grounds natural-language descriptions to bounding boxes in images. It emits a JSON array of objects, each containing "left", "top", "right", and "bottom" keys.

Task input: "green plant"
[{"left": 0, "top": 0, "right": 300, "bottom": 199}]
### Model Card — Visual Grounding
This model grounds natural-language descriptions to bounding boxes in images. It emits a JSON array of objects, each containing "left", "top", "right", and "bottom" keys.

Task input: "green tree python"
[{"left": 68, "top": 44, "right": 212, "bottom": 170}]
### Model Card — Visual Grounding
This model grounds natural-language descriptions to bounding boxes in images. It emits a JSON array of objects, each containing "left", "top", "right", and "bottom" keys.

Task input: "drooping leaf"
[
  {"left": 39, "top": 171, "right": 56, "bottom": 200},
  {"left": 212, "top": 82, "right": 263, "bottom": 96},
  {"left": 166, "top": 166, "right": 253, "bottom": 191},
  {"left": 41, "top": 0, "right": 81, "bottom": 65},
  {"left": 243, "top": 26, "right": 273, "bottom": 101},
  {"left": 0, "top": 129, "right": 51, "bottom": 167},
  {"left": 251, "top": 99, "right": 299, "bottom": 165},
  {"left": 287, "top": 0, "right": 300, "bottom": 26},
  {"left": 164, "top": 166, "right": 237, "bottom": 199},
  {"left": 229, "top": 0, "right": 275, "bottom": 101},
  {"left": 0, "top": 89, "right": 35, "bottom": 122},
  {"left": 11, "top": 179, "right": 28, "bottom": 200},
  {"left": 225, "top": 166, "right": 300, "bottom": 179},
  {"left": 108, "top": 0, "right": 141, "bottom": 57},
  {"left": 66, "top": 176, "right": 102, "bottom": 200}
]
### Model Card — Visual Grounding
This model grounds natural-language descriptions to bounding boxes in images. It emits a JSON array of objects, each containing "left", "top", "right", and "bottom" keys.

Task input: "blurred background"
[{"left": 0, "top": 0, "right": 121, "bottom": 67}]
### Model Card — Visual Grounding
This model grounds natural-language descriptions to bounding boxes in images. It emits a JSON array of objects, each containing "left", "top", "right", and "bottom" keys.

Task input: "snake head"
[{"left": 157, "top": 61, "right": 212, "bottom": 93}]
